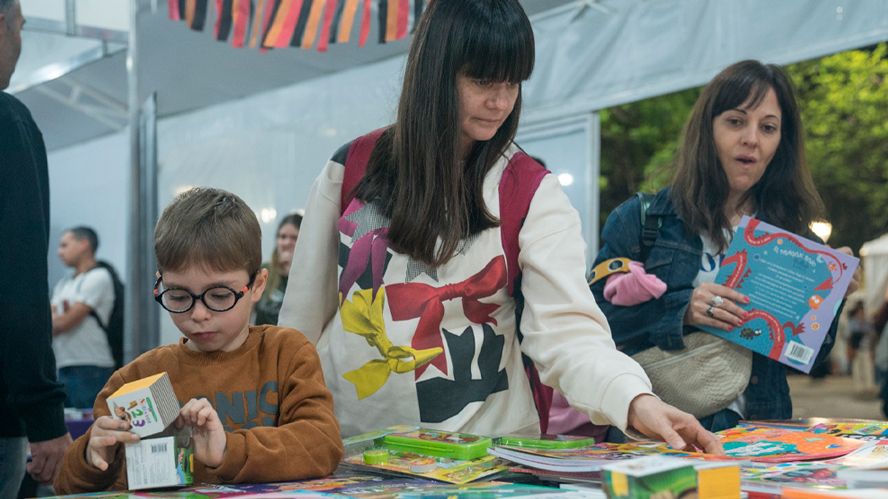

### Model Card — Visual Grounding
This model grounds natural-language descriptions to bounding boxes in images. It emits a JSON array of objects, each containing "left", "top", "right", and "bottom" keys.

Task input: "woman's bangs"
[
  {"left": 458, "top": 15, "right": 534, "bottom": 83},
  {"left": 713, "top": 72, "right": 771, "bottom": 116}
]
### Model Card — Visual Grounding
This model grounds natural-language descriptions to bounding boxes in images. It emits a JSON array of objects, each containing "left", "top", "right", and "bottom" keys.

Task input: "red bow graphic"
[{"left": 386, "top": 256, "right": 507, "bottom": 377}]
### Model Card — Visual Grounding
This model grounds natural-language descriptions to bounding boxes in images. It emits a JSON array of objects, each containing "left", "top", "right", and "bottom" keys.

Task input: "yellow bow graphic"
[{"left": 340, "top": 288, "right": 443, "bottom": 399}]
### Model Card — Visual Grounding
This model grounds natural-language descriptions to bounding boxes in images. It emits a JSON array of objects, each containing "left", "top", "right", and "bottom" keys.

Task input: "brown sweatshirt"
[{"left": 54, "top": 325, "right": 343, "bottom": 492}]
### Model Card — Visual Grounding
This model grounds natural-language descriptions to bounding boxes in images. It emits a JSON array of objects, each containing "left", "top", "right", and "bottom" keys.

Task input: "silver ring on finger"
[
  {"left": 705, "top": 305, "right": 715, "bottom": 318},
  {"left": 710, "top": 295, "right": 724, "bottom": 307}
]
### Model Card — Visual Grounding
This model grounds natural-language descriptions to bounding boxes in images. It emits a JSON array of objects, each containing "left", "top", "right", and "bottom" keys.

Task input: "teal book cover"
[{"left": 701, "top": 216, "right": 858, "bottom": 373}]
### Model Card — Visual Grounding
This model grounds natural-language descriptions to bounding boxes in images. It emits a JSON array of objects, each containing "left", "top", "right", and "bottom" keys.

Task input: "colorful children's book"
[
  {"left": 741, "top": 461, "right": 848, "bottom": 491},
  {"left": 718, "top": 425, "right": 864, "bottom": 463},
  {"left": 343, "top": 448, "right": 508, "bottom": 484},
  {"left": 488, "top": 440, "right": 739, "bottom": 472},
  {"left": 809, "top": 421, "right": 888, "bottom": 439},
  {"left": 701, "top": 216, "right": 859, "bottom": 372}
]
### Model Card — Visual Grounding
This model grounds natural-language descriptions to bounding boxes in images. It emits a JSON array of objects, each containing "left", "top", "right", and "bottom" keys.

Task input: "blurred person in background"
[{"left": 255, "top": 213, "right": 301, "bottom": 325}]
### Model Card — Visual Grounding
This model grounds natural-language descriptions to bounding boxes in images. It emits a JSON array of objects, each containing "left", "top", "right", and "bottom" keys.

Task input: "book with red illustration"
[{"left": 701, "top": 216, "right": 859, "bottom": 373}]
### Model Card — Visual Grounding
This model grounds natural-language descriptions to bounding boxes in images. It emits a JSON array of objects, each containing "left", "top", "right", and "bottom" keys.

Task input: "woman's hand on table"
[{"left": 627, "top": 394, "right": 723, "bottom": 454}]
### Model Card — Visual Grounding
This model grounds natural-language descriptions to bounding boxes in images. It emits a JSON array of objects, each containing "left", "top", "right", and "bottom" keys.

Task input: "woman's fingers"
[{"left": 688, "top": 283, "right": 749, "bottom": 330}]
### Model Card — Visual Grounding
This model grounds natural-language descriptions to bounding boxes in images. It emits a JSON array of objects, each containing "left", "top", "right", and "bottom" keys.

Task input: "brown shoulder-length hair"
[
  {"left": 155, "top": 187, "right": 262, "bottom": 276},
  {"left": 352, "top": 0, "right": 535, "bottom": 266},
  {"left": 263, "top": 212, "right": 302, "bottom": 300},
  {"left": 671, "top": 60, "right": 824, "bottom": 250}
]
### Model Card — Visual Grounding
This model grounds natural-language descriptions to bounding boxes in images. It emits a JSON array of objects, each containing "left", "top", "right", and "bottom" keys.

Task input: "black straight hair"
[{"left": 353, "top": 0, "right": 535, "bottom": 266}]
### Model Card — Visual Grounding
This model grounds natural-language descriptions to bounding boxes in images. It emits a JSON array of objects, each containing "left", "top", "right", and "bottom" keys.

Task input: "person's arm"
[
  {"left": 0, "top": 96, "right": 70, "bottom": 481},
  {"left": 589, "top": 196, "right": 692, "bottom": 351},
  {"left": 52, "top": 302, "right": 93, "bottom": 335},
  {"left": 515, "top": 176, "right": 651, "bottom": 428},
  {"left": 53, "top": 269, "right": 113, "bottom": 335},
  {"left": 203, "top": 340, "right": 343, "bottom": 482},
  {"left": 516, "top": 178, "right": 719, "bottom": 452},
  {"left": 277, "top": 155, "right": 346, "bottom": 343},
  {"left": 54, "top": 370, "right": 133, "bottom": 493}
]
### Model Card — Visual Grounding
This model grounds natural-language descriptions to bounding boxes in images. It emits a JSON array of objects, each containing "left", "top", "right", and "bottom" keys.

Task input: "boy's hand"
[
  {"left": 177, "top": 398, "right": 226, "bottom": 468},
  {"left": 87, "top": 416, "right": 139, "bottom": 471},
  {"left": 627, "top": 394, "right": 723, "bottom": 454}
]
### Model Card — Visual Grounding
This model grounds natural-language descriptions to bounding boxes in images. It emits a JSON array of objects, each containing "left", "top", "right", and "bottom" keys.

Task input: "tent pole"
[{"left": 126, "top": 0, "right": 160, "bottom": 361}]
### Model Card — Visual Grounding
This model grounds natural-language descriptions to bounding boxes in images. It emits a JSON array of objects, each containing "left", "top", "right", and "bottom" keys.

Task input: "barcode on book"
[
  {"left": 150, "top": 442, "right": 168, "bottom": 454},
  {"left": 785, "top": 341, "right": 814, "bottom": 365}
]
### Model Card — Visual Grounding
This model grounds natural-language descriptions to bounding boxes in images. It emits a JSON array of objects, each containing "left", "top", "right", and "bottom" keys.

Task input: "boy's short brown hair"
[{"left": 155, "top": 187, "right": 261, "bottom": 275}]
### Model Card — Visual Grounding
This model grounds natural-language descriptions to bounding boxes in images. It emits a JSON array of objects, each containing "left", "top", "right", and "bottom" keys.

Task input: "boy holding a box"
[{"left": 55, "top": 188, "right": 343, "bottom": 492}]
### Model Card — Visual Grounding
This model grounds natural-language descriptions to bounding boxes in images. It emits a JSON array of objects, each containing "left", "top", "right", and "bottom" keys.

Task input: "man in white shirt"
[{"left": 51, "top": 227, "right": 116, "bottom": 409}]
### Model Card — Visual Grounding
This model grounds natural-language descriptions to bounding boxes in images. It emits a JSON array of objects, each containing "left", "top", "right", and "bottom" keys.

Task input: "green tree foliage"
[
  {"left": 598, "top": 87, "right": 697, "bottom": 229},
  {"left": 598, "top": 44, "right": 887, "bottom": 252},
  {"left": 793, "top": 44, "right": 888, "bottom": 251}
]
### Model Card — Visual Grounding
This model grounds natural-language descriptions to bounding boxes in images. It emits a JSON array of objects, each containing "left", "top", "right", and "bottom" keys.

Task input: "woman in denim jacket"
[{"left": 591, "top": 60, "right": 860, "bottom": 432}]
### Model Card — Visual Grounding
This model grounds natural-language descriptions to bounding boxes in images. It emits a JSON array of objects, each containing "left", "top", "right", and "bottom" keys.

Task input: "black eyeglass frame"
[{"left": 153, "top": 272, "right": 257, "bottom": 313}]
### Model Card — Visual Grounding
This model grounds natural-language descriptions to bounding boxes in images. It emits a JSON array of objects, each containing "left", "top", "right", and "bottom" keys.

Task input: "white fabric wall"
[
  {"left": 46, "top": 131, "right": 129, "bottom": 288},
  {"left": 523, "top": 0, "right": 888, "bottom": 123},
  {"left": 862, "top": 235, "right": 888, "bottom": 315}
]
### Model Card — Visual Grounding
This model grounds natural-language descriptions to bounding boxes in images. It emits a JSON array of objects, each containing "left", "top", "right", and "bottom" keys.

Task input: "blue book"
[{"left": 701, "top": 216, "right": 858, "bottom": 373}]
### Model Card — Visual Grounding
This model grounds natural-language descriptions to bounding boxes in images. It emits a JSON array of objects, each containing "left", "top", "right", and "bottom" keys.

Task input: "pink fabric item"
[
  {"left": 603, "top": 261, "right": 667, "bottom": 306},
  {"left": 548, "top": 392, "right": 609, "bottom": 440}
]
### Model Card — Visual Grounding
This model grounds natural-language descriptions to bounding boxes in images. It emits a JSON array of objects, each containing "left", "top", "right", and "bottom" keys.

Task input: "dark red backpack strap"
[
  {"left": 498, "top": 150, "right": 550, "bottom": 432},
  {"left": 499, "top": 151, "right": 548, "bottom": 295},
  {"left": 341, "top": 128, "right": 386, "bottom": 215}
]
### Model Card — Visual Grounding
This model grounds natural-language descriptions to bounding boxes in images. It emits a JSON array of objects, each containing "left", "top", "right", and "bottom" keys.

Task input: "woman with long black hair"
[{"left": 279, "top": 0, "right": 718, "bottom": 452}]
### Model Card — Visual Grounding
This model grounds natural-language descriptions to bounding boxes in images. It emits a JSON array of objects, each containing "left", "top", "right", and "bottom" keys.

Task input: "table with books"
[{"left": 44, "top": 419, "right": 888, "bottom": 498}]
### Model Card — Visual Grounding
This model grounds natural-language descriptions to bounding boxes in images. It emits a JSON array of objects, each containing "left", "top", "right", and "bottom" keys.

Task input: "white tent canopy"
[
  {"left": 13, "top": 0, "right": 888, "bottom": 352},
  {"left": 862, "top": 234, "right": 888, "bottom": 315}
]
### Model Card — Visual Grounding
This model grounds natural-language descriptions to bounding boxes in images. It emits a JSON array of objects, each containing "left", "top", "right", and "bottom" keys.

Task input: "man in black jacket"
[{"left": 0, "top": 0, "right": 72, "bottom": 493}]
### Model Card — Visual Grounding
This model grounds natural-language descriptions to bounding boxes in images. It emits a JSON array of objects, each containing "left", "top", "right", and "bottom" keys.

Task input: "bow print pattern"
[
  {"left": 340, "top": 287, "right": 443, "bottom": 399},
  {"left": 386, "top": 256, "right": 507, "bottom": 377},
  {"left": 339, "top": 200, "right": 389, "bottom": 302}
]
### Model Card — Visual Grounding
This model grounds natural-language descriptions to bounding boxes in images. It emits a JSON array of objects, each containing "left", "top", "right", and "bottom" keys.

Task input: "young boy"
[{"left": 54, "top": 188, "right": 343, "bottom": 492}]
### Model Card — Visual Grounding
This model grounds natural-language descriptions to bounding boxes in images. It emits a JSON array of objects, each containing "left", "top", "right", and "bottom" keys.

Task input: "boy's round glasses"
[{"left": 153, "top": 274, "right": 255, "bottom": 313}]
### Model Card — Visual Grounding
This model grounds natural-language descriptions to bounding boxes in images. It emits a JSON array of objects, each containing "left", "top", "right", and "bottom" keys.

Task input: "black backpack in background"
[{"left": 89, "top": 260, "right": 125, "bottom": 369}]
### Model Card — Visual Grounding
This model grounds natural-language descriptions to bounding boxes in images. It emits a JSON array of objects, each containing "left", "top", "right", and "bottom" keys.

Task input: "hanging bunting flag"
[
  {"left": 231, "top": 0, "right": 252, "bottom": 47},
  {"left": 377, "top": 0, "right": 387, "bottom": 44},
  {"left": 248, "top": 0, "right": 268, "bottom": 47},
  {"left": 263, "top": 0, "right": 294, "bottom": 48},
  {"left": 190, "top": 0, "right": 209, "bottom": 30},
  {"left": 300, "top": 0, "right": 327, "bottom": 48},
  {"left": 170, "top": 0, "right": 427, "bottom": 52},
  {"left": 289, "top": 0, "right": 314, "bottom": 46},
  {"left": 396, "top": 0, "right": 408, "bottom": 39},
  {"left": 412, "top": 0, "right": 423, "bottom": 33},
  {"left": 184, "top": 0, "right": 196, "bottom": 27},
  {"left": 358, "top": 0, "right": 372, "bottom": 47},
  {"left": 335, "top": 0, "right": 359, "bottom": 43},
  {"left": 385, "top": 0, "right": 398, "bottom": 43},
  {"left": 317, "top": 0, "right": 340, "bottom": 52},
  {"left": 169, "top": 0, "right": 182, "bottom": 21},
  {"left": 215, "top": 0, "right": 234, "bottom": 41}
]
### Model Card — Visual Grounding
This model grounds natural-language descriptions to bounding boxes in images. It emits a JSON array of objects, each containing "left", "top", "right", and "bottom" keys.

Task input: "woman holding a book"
[{"left": 590, "top": 60, "right": 860, "bottom": 434}]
